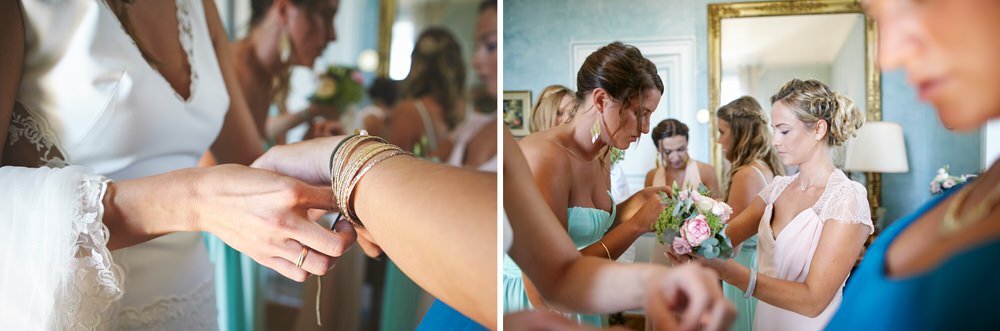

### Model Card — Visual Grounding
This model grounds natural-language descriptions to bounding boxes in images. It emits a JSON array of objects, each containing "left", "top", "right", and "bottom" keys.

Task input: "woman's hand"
[
  {"left": 251, "top": 136, "right": 344, "bottom": 185},
  {"left": 665, "top": 250, "right": 692, "bottom": 265},
  {"left": 645, "top": 264, "right": 735, "bottom": 331},
  {"left": 308, "top": 119, "right": 344, "bottom": 138},
  {"left": 184, "top": 164, "right": 356, "bottom": 281},
  {"left": 354, "top": 226, "right": 383, "bottom": 258},
  {"left": 627, "top": 195, "right": 668, "bottom": 233}
]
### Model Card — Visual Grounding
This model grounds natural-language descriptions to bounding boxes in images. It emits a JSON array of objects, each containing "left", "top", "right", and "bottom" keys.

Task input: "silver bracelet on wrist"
[{"left": 743, "top": 270, "right": 757, "bottom": 299}]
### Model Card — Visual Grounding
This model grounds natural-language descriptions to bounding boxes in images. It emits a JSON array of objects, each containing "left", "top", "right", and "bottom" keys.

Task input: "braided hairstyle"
[
  {"left": 400, "top": 27, "right": 466, "bottom": 130},
  {"left": 717, "top": 96, "right": 784, "bottom": 200},
  {"left": 770, "top": 79, "right": 865, "bottom": 147}
]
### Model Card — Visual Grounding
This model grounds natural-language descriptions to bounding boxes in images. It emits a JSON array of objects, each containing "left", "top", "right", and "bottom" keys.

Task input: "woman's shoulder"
[
  {"left": 518, "top": 133, "right": 571, "bottom": 174},
  {"left": 766, "top": 173, "right": 795, "bottom": 186},
  {"left": 391, "top": 99, "right": 420, "bottom": 117},
  {"left": 695, "top": 160, "right": 716, "bottom": 173},
  {"left": 731, "top": 163, "right": 764, "bottom": 181}
]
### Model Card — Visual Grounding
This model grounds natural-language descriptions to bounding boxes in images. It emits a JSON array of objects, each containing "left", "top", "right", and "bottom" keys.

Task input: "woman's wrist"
[
  {"left": 715, "top": 259, "right": 744, "bottom": 287},
  {"left": 100, "top": 172, "right": 197, "bottom": 249},
  {"left": 625, "top": 217, "right": 652, "bottom": 236}
]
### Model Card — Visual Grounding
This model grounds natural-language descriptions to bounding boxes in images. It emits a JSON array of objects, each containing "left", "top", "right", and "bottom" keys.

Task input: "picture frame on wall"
[{"left": 503, "top": 90, "right": 533, "bottom": 136}]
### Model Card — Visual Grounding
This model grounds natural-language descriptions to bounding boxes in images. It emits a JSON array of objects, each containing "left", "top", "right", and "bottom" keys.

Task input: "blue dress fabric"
[
  {"left": 826, "top": 183, "right": 1000, "bottom": 330},
  {"left": 416, "top": 300, "right": 488, "bottom": 331}
]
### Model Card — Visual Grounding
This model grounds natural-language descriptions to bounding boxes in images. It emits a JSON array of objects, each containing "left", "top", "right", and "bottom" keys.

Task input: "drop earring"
[
  {"left": 279, "top": 31, "right": 291, "bottom": 64},
  {"left": 591, "top": 117, "right": 601, "bottom": 144}
]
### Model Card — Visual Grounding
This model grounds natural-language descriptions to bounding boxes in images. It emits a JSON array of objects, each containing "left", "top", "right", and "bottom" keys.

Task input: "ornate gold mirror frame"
[
  {"left": 707, "top": 0, "right": 882, "bottom": 211},
  {"left": 376, "top": 0, "right": 397, "bottom": 78}
]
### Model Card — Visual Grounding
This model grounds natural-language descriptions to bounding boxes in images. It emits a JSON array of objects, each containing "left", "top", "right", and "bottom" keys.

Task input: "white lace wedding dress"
[{"left": 1, "top": 0, "right": 227, "bottom": 329}]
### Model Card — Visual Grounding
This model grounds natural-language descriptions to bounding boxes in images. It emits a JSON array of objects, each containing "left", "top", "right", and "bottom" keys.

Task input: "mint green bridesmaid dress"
[{"left": 503, "top": 194, "right": 617, "bottom": 327}]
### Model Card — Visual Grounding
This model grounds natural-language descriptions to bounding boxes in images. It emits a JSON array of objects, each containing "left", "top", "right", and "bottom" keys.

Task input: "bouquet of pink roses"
[{"left": 653, "top": 183, "right": 735, "bottom": 259}]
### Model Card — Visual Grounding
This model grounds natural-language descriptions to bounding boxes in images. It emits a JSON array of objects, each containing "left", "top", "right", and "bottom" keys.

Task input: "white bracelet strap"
[{"left": 743, "top": 271, "right": 757, "bottom": 299}]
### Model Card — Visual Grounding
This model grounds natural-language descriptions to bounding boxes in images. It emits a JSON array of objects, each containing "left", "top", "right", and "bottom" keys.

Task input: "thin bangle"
[
  {"left": 329, "top": 133, "right": 359, "bottom": 175},
  {"left": 344, "top": 150, "right": 408, "bottom": 225},
  {"left": 598, "top": 240, "right": 612, "bottom": 260},
  {"left": 744, "top": 270, "right": 757, "bottom": 298}
]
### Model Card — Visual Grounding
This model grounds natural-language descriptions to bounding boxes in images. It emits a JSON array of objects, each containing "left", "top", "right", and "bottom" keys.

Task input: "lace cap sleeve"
[{"left": 818, "top": 172, "right": 874, "bottom": 234}]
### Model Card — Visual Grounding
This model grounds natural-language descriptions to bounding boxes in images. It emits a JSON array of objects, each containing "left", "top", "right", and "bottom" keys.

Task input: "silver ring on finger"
[{"left": 295, "top": 246, "right": 310, "bottom": 268}]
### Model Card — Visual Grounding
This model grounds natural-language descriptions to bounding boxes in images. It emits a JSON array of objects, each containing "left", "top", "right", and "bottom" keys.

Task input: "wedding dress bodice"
[{"left": 13, "top": 0, "right": 228, "bottom": 328}]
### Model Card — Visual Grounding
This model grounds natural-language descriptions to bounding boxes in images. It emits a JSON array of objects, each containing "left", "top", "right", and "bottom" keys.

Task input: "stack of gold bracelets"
[
  {"left": 328, "top": 130, "right": 409, "bottom": 228},
  {"left": 313, "top": 130, "right": 408, "bottom": 326}
]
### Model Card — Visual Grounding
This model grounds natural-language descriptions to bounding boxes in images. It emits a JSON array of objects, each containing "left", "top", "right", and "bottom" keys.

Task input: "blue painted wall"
[
  {"left": 504, "top": 0, "right": 983, "bottom": 226},
  {"left": 880, "top": 70, "right": 982, "bottom": 225}
]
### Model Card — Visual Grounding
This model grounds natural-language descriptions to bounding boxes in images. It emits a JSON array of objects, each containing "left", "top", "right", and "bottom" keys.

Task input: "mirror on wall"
[
  {"left": 708, "top": 0, "right": 881, "bottom": 199},
  {"left": 378, "top": 0, "right": 481, "bottom": 84},
  {"left": 720, "top": 13, "right": 866, "bottom": 119}
]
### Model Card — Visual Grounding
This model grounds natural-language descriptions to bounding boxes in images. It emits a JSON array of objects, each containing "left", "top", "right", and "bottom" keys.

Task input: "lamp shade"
[{"left": 844, "top": 121, "right": 909, "bottom": 173}]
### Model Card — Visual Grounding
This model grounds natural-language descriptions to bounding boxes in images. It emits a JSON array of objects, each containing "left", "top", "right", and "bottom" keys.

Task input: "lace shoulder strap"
[{"left": 816, "top": 170, "right": 874, "bottom": 234}]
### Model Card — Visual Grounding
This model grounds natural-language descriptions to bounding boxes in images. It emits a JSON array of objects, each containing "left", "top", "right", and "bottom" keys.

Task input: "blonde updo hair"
[
  {"left": 530, "top": 85, "right": 576, "bottom": 133},
  {"left": 770, "top": 79, "right": 865, "bottom": 146}
]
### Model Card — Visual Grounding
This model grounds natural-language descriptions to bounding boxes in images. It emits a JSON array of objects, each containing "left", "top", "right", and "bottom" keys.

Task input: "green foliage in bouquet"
[
  {"left": 309, "top": 66, "right": 365, "bottom": 111},
  {"left": 609, "top": 147, "right": 625, "bottom": 165}
]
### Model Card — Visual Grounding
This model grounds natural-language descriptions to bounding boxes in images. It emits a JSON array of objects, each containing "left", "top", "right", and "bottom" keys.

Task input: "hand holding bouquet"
[{"left": 653, "top": 183, "right": 734, "bottom": 259}]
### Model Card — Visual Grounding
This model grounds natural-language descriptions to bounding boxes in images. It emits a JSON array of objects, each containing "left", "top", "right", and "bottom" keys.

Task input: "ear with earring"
[{"left": 591, "top": 96, "right": 607, "bottom": 144}]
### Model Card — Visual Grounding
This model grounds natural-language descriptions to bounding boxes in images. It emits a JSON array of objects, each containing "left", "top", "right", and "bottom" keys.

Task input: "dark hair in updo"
[
  {"left": 575, "top": 42, "right": 664, "bottom": 140},
  {"left": 650, "top": 119, "right": 688, "bottom": 148},
  {"left": 251, "top": 0, "right": 319, "bottom": 26}
]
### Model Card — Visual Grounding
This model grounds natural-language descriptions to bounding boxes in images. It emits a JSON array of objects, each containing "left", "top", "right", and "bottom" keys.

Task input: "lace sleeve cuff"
[{"left": 0, "top": 166, "right": 124, "bottom": 330}]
